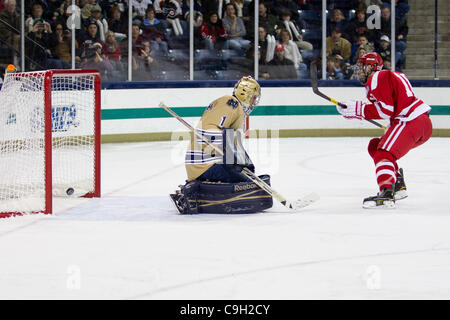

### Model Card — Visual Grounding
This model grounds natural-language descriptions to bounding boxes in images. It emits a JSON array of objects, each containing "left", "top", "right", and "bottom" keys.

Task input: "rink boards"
[{"left": 100, "top": 84, "right": 450, "bottom": 142}]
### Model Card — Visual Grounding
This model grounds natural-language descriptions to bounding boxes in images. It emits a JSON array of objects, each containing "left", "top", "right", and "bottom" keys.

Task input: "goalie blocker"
[{"left": 171, "top": 128, "right": 273, "bottom": 214}]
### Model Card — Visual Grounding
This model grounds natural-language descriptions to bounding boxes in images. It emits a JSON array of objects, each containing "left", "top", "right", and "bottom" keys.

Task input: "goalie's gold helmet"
[{"left": 233, "top": 76, "right": 261, "bottom": 116}]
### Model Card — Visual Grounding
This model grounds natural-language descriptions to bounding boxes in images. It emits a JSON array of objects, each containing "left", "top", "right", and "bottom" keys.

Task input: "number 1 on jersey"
[{"left": 219, "top": 116, "right": 226, "bottom": 127}]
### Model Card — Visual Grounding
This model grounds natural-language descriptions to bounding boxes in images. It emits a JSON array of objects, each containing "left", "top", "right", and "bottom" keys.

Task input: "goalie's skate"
[
  {"left": 394, "top": 168, "right": 407, "bottom": 201},
  {"left": 169, "top": 187, "right": 188, "bottom": 214},
  {"left": 363, "top": 188, "right": 395, "bottom": 209}
]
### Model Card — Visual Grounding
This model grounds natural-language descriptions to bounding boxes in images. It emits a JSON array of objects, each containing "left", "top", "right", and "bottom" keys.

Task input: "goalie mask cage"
[{"left": 0, "top": 69, "right": 101, "bottom": 218}]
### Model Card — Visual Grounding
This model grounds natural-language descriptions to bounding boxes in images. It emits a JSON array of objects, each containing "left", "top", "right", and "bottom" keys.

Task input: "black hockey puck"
[{"left": 66, "top": 188, "right": 74, "bottom": 196}]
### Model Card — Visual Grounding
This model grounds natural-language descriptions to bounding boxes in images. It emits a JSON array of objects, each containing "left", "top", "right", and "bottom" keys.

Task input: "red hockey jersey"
[{"left": 363, "top": 70, "right": 431, "bottom": 123}]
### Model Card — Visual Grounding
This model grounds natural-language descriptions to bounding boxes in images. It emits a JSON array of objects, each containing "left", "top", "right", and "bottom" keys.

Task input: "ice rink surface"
[{"left": 1, "top": 137, "right": 450, "bottom": 299}]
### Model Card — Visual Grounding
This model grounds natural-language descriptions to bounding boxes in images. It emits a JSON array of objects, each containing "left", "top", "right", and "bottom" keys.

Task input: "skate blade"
[
  {"left": 394, "top": 190, "right": 408, "bottom": 201},
  {"left": 363, "top": 199, "right": 396, "bottom": 209},
  {"left": 169, "top": 194, "right": 184, "bottom": 214}
]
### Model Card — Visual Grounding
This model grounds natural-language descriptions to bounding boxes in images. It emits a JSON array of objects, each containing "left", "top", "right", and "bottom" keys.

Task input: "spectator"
[
  {"left": 381, "top": 0, "right": 410, "bottom": 22},
  {"left": 264, "top": 44, "right": 297, "bottom": 79},
  {"left": 278, "top": 9, "right": 313, "bottom": 50},
  {"left": 257, "top": 25, "right": 276, "bottom": 64},
  {"left": 103, "top": 30, "right": 121, "bottom": 63},
  {"left": 0, "top": 0, "right": 20, "bottom": 69},
  {"left": 108, "top": 5, "right": 128, "bottom": 41},
  {"left": 81, "top": 0, "right": 100, "bottom": 21},
  {"left": 376, "top": 34, "right": 403, "bottom": 71},
  {"left": 268, "top": 0, "right": 300, "bottom": 22},
  {"left": 349, "top": 45, "right": 369, "bottom": 80},
  {"left": 78, "top": 20, "right": 103, "bottom": 64},
  {"left": 277, "top": 29, "right": 305, "bottom": 72},
  {"left": 154, "top": 0, "right": 184, "bottom": 36},
  {"left": 201, "top": 0, "right": 220, "bottom": 18},
  {"left": 230, "top": 0, "right": 245, "bottom": 17},
  {"left": 247, "top": 2, "right": 278, "bottom": 39},
  {"left": 143, "top": 6, "right": 164, "bottom": 31},
  {"left": 326, "top": 54, "right": 344, "bottom": 80},
  {"left": 119, "top": 22, "right": 144, "bottom": 60},
  {"left": 133, "top": 39, "right": 155, "bottom": 80},
  {"left": 58, "top": 0, "right": 78, "bottom": 15},
  {"left": 351, "top": 34, "right": 373, "bottom": 63},
  {"left": 396, "top": 0, "right": 410, "bottom": 23},
  {"left": 26, "top": 18, "right": 70, "bottom": 70},
  {"left": 25, "top": 3, "right": 46, "bottom": 34},
  {"left": 372, "top": 5, "right": 408, "bottom": 57},
  {"left": 182, "top": 0, "right": 203, "bottom": 28},
  {"left": 356, "top": 34, "right": 373, "bottom": 50},
  {"left": 46, "top": 0, "right": 67, "bottom": 24},
  {"left": 51, "top": 23, "right": 78, "bottom": 66},
  {"left": 377, "top": 35, "right": 391, "bottom": 63},
  {"left": 346, "top": 8, "right": 370, "bottom": 44},
  {"left": 326, "top": 27, "right": 351, "bottom": 61},
  {"left": 80, "top": 0, "right": 90, "bottom": 10},
  {"left": 199, "top": 12, "right": 228, "bottom": 50},
  {"left": 89, "top": 4, "right": 109, "bottom": 42},
  {"left": 222, "top": 3, "right": 250, "bottom": 54},
  {"left": 78, "top": 20, "right": 102, "bottom": 51},
  {"left": 142, "top": 8, "right": 169, "bottom": 56},
  {"left": 241, "top": 44, "right": 268, "bottom": 78},
  {"left": 181, "top": 0, "right": 202, "bottom": 18},
  {"left": 241, "top": 0, "right": 258, "bottom": 22},
  {"left": 53, "top": 0, "right": 79, "bottom": 30},
  {"left": 258, "top": 2, "right": 278, "bottom": 35},
  {"left": 25, "top": 0, "right": 48, "bottom": 14},
  {"left": 327, "top": 9, "right": 349, "bottom": 39},
  {"left": 103, "top": 0, "right": 128, "bottom": 15},
  {"left": 80, "top": 41, "right": 114, "bottom": 78},
  {"left": 132, "top": 0, "right": 153, "bottom": 19}
]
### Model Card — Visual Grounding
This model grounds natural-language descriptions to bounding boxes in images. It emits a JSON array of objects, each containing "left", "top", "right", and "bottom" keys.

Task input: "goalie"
[{"left": 170, "top": 76, "right": 273, "bottom": 214}]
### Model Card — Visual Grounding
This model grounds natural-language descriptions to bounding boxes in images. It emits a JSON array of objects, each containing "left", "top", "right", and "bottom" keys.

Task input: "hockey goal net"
[{"left": 0, "top": 69, "right": 101, "bottom": 218}]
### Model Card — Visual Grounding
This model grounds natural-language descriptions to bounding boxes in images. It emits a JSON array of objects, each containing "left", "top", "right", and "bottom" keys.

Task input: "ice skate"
[
  {"left": 363, "top": 188, "right": 395, "bottom": 209},
  {"left": 169, "top": 186, "right": 188, "bottom": 214},
  {"left": 394, "top": 168, "right": 407, "bottom": 201}
]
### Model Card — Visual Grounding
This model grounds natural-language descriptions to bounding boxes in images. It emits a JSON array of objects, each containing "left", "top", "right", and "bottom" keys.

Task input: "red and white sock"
[
  {"left": 372, "top": 149, "right": 398, "bottom": 191},
  {"left": 375, "top": 159, "right": 397, "bottom": 190}
]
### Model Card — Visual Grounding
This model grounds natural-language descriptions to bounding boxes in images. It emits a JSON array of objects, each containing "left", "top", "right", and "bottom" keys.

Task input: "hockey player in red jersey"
[{"left": 336, "top": 52, "right": 433, "bottom": 208}]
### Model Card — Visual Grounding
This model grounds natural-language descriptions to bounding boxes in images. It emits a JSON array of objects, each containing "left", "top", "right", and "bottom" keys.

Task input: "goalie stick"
[
  {"left": 310, "top": 61, "right": 387, "bottom": 131},
  {"left": 160, "top": 102, "right": 319, "bottom": 211}
]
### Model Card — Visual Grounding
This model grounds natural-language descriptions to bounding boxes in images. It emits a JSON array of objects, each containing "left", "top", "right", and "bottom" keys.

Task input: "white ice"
[{"left": 1, "top": 137, "right": 450, "bottom": 299}]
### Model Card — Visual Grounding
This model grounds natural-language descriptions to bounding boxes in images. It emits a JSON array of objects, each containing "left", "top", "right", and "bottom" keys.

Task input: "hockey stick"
[
  {"left": 160, "top": 102, "right": 319, "bottom": 211},
  {"left": 310, "top": 61, "right": 386, "bottom": 131}
]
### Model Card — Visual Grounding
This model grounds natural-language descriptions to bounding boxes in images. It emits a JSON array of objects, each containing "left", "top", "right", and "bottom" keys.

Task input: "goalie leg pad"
[
  {"left": 197, "top": 163, "right": 251, "bottom": 183},
  {"left": 178, "top": 175, "right": 273, "bottom": 214}
]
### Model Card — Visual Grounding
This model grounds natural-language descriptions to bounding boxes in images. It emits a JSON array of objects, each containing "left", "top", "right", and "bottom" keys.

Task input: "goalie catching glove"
[{"left": 336, "top": 100, "right": 366, "bottom": 120}]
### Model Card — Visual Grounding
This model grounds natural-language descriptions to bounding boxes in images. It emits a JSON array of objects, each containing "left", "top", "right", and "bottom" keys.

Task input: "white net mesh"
[{"left": 0, "top": 70, "right": 99, "bottom": 215}]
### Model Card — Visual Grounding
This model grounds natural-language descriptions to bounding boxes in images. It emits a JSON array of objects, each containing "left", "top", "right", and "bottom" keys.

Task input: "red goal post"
[{"left": 0, "top": 69, "right": 101, "bottom": 218}]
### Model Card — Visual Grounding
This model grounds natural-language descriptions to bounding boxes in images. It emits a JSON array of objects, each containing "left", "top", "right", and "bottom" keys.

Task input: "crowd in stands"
[
  {"left": 0, "top": 0, "right": 410, "bottom": 81},
  {"left": 323, "top": 1, "right": 410, "bottom": 80}
]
